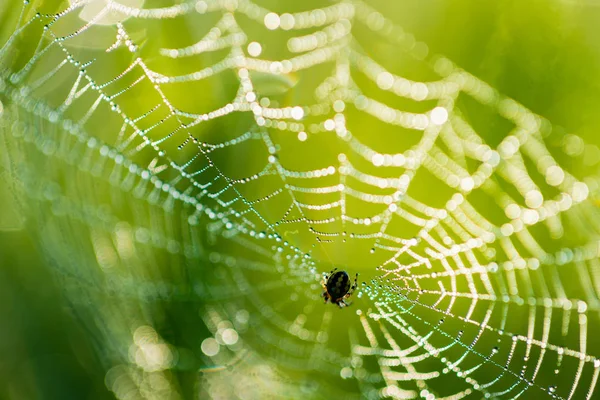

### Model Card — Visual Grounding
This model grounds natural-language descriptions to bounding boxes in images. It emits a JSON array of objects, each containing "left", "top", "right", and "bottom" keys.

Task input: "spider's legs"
[
  {"left": 349, "top": 273, "right": 359, "bottom": 293},
  {"left": 338, "top": 299, "right": 351, "bottom": 308},
  {"left": 322, "top": 268, "right": 337, "bottom": 283}
]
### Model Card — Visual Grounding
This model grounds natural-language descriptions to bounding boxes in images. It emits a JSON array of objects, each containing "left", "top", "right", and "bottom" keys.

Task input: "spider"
[{"left": 321, "top": 268, "right": 359, "bottom": 308}]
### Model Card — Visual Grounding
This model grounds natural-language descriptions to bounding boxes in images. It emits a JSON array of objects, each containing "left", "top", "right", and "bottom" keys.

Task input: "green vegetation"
[{"left": 2, "top": 1, "right": 600, "bottom": 399}]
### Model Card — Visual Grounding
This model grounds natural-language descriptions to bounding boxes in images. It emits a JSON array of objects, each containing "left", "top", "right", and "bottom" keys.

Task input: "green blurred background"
[{"left": 2, "top": 0, "right": 600, "bottom": 399}]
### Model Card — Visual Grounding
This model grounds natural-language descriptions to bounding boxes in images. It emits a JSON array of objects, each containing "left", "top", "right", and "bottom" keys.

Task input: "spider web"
[{"left": 1, "top": 0, "right": 600, "bottom": 399}]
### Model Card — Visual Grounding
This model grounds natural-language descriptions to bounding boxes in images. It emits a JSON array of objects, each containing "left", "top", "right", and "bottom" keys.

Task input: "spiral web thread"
[{"left": 1, "top": 0, "right": 600, "bottom": 399}]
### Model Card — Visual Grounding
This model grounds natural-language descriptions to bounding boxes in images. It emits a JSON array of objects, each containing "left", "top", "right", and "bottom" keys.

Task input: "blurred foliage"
[{"left": 2, "top": 0, "right": 600, "bottom": 399}]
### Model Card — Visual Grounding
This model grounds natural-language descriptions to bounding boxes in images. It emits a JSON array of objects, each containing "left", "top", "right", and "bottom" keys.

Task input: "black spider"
[{"left": 321, "top": 268, "right": 358, "bottom": 308}]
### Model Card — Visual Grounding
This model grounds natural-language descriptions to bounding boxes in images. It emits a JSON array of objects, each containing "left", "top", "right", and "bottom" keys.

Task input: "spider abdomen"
[{"left": 326, "top": 270, "right": 351, "bottom": 300}]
